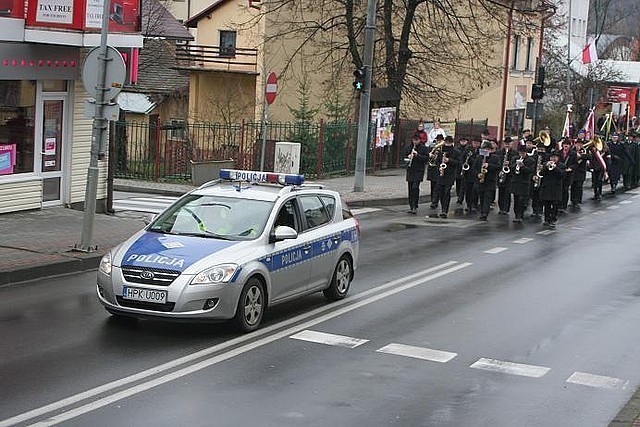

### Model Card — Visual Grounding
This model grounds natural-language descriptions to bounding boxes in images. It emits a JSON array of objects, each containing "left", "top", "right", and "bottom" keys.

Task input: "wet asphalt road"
[{"left": 2, "top": 190, "right": 640, "bottom": 426}]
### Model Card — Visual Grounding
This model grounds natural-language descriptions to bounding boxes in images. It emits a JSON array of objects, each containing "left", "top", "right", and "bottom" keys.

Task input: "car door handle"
[
  {"left": 303, "top": 245, "right": 311, "bottom": 253},
  {"left": 332, "top": 236, "right": 340, "bottom": 244}
]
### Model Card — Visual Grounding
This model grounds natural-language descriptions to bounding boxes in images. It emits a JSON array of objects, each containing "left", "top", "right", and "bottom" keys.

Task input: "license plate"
[{"left": 122, "top": 286, "right": 167, "bottom": 304}]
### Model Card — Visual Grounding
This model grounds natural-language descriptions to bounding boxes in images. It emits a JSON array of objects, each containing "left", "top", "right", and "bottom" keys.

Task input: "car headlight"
[
  {"left": 191, "top": 264, "right": 238, "bottom": 285},
  {"left": 99, "top": 252, "right": 112, "bottom": 275}
]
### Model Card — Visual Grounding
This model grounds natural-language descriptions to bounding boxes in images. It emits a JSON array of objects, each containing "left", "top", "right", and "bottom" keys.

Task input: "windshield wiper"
[{"left": 173, "top": 231, "right": 234, "bottom": 240}]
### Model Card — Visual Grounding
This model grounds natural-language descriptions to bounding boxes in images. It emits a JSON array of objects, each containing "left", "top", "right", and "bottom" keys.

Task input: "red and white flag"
[
  {"left": 582, "top": 37, "right": 598, "bottom": 64},
  {"left": 581, "top": 108, "right": 595, "bottom": 140}
]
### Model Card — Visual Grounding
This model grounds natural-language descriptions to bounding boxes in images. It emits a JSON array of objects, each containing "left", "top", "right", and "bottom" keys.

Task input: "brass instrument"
[
  {"left": 428, "top": 142, "right": 445, "bottom": 167},
  {"left": 580, "top": 135, "right": 604, "bottom": 155},
  {"left": 515, "top": 156, "right": 524, "bottom": 174},
  {"left": 478, "top": 160, "right": 489, "bottom": 183},
  {"left": 533, "top": 130, "right": 552, "bottom": 147},
  {"left": 461, "top": 151, "right": 472, "bottom": 172},
  {"left": 498, "top": 148, "right": 511, "bottom": 184},
  {"left": 439, "top": 161, "right": 447, "bottom": 176},
  {"left": 532, "top": 153, "right": 544, "bottom": 188},
  {"left": 546, "top": 160, "right": 556, "bottom": 171},
  {"left": 405, "top": 148, "right": 418, "bottom": 167}
]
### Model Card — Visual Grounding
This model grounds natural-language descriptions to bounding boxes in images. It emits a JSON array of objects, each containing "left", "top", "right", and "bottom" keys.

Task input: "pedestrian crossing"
[{"left": 112, "top": 196, "right": 179, "bottom": 214}]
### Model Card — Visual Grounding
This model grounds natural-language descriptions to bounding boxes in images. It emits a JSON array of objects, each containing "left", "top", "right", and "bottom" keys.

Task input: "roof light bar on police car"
[{"left": 219, "top": 169, "right": 305, "bottom": 186}]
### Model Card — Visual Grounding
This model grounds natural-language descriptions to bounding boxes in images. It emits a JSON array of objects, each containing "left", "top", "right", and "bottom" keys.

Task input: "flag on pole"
[
  {"left": 582, "top": 37, "right": 598, "bottom": 64},
  {"left": 582, "top": 108, "right": 595, "bottom": 140},
  {"left": 562, "top": 104, "right": 572, "bottom": 138}
]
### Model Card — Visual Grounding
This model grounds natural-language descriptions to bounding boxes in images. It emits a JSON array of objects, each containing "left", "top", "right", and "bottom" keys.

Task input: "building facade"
[{"left": 0, "top": 0, "right": 143, "bottom": 214}]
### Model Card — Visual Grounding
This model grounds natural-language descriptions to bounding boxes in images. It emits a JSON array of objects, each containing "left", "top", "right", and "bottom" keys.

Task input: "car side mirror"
[{"left": 269, "top": 225, "right": 298, "bottom": 243}]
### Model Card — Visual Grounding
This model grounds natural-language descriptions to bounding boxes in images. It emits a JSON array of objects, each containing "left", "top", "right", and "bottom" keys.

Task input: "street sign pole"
[
  {"left": 260, "top": 72, "right": 277, "bottom": 171},
  {"left": 353, "top": 0, "right": 377, "bottom": 192},
  {"left": 260, "top": 100, "right": 269, "bottom": 171},
  {"left": 76, "top": 0, "right": 112, "bottom": 252}
]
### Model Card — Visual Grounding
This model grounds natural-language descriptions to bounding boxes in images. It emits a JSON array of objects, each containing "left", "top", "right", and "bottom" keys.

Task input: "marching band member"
[
  {"left": 606, "top": 132, "right": 626, "bottom": 195},
  {"left": 539, "top": 150, "right": 566, "bottom": 228},
  {"left": 569, "top": 138, "right": 588, "bottom": 208},
  {"left": 509, "top": 141, "right": 536, "bottom": 223},
  {"left": 462, "top": 139, "right": 480, "bottom": 213},
  {"left": 632, "top": 132, "right": 640, "bottom": 188},
  {"left": 432, "top": 135, "right": 461, "bottom": 218},
  {"left": 455, "top": 137, "right": 469, "bottom": 205},
  {"left": 404, "top": 134, "right": 428, "bottom": 214},
  {"left": 558, "top": 137, "right": 576, "bottom": 213},
  {"left": 473, "top": 140, "right": 501, "bottom": 221},
  {"left": 427, "top": 134, "right": 444, "bottom": 209},
  {"left": 621, "top": 133, "right": 636, "bottom": 191},
  {"left": 497, "top": 137, "right": 516, "bottom": 215},
  {"left": 529, "top": 142, "right": 544, "bottom": 220},
  {"left": 589, "top": 139, "right": 606, "bottom": 201}
]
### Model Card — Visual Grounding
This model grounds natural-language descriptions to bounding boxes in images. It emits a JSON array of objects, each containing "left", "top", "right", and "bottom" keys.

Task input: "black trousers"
[
  {"left": 407, "top": 181, "right": 421, "bottom": 210},
  {"left": 429, "top": 180, "right": 440, "bottom": 207},
  {"left": 592, "top": 170, "right": 604, "bottom": 198},
  {"left": 498, "top": 185, "right": 511, "bottom": 213},
  {"left": 543, "top": 200, "right": 559, "bottom": 223},
  {"left": 512, "top": 194, "right": 529, "bottom": 219},
  {"left": 455, "top": 177, "right": 464, "bottom": 201},
  {"left": 531, "top": 188, "right": 543, "bottom": 215},
  {"left": 464, "top": 181, "right": 478, "bottom": 210},
  {"left": 437, "top": 183, "right": 453, "bottom": 214},
  {"left": 478, "top": 187, "right": 496, "bottom": 217},
  {"left": 570, "top": 180, "right": 584, "bottom": 204}
]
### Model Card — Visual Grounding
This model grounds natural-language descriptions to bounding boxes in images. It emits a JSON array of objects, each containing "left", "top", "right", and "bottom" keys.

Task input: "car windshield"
[{"left": 148, "top": 195, "right": 273, "bottom": 240}]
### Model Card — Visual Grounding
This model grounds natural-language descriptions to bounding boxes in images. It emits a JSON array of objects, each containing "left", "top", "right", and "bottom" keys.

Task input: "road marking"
[
  {"left": 290, "top": 330, "right": 368, "bottom": 348},
  {"left": 470, "top": 358, "right": 550, "bottom": 378},
  {"left": 607, "top": 205, "right": 620, "bottom": 210},
  {"left": 632, "top": 194, "right": 640, "bottom": 199},
  {"left": 112, "top": 197, "right": 178, "bottom": 214},
  {"left": 1, "top": 261, "right": 471, "bottom": 427},
  {"left": 619, "top": 200, "right": 633, "bottom": 205},
  {"left": 351, "top": 207, "right": 381, "bottom": 215},
  {"left": 592, "top": 211, "right": 605, "bottom": 215},
  {"left": 376, "top": 343, "right": 457, "bottom": 363},
  {"left": 513, "top": 238, "right": 533, "bottom": 244},
  {"left": 484, "top": 247, "right": 508, "bottom": 254},
  {"left": 537, "top": 230, "right": 555, "bottom": 235},
  {"left": 566, "top": 372, "right": 628, "bottom": 390}
]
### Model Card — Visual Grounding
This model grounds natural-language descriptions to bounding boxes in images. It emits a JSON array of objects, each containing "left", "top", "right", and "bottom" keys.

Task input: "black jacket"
[
  {"left": 436, "top": 145, "right": 461, "bottom": 187},
  {"left": 405, "top": 143, "right": 428, "bottom": 182},
  {"left": 508, "top": 154, "right": 536, "bottom": 196},
  {"left": 473, "top": 152, "right": 501, "bottom": 189},
  {"left": 539, "top": 160, "right": 566, "bottom": 201}
]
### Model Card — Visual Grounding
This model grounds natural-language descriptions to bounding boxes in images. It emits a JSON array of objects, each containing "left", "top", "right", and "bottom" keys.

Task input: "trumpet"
[
  {"left": 515, "top": 157, "right": 524, "bottom": 174},
  {"left": 405, "top": 148, "right": 418, "bottom": 167},
  {"left": 546, "top": 160, "right": 556, "bottom": 171}
]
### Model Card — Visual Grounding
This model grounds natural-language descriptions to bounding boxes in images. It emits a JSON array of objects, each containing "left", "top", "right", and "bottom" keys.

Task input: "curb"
[
  {"left": 0, "top": 254, "right": 103, "bottom": 287},
  {"left": 114, "top": 184, "right": 189, "bottom": 198},
  {"left": 610, "top": 386, "right": 640, "bottom": 426}
]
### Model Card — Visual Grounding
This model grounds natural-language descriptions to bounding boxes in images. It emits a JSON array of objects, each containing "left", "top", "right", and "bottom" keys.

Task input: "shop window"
[
  {"left": 0, "top": 81, "right": 36, "bottom": 176},
  {"left": 42, "top": 80, "right": 67, "bottom": 92}
]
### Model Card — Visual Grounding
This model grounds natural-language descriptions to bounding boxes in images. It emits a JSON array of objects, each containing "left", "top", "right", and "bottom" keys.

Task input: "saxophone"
[
  {"left": 477, "top": 160, "right": 489, "bottom": 183},
  {"left": 498, "top": 148, "right": 511, "bottom": 184},
  {"left": 532, "top": 153, "right": 544, "bottom": 188},
  {"left": 461, "top": 150, "right": 472, "bottom": 174},
  {"left": 439, "top": 153, "right": 448, "bottom": 177}
]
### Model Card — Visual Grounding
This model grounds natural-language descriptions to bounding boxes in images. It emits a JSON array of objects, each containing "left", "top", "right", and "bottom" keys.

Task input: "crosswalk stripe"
[
  {"left": 376, "top": 343, "right": 457, "bottom": 363},
  {"left": 537, "top": 230, "right": 555, "bottom": 235},
  {"left": 351, "top": 207, "right": 382, "bottom": 215},
  {"left": 566, "top": 372, "right": 628, "bottom": 390},
  {"left": 470, "top": 358, "right": 550, "bottom": 378},
  {"left": 607, "top": 205, "right": 620, "bottom": 210},
  {"left": 484, "top": 247, "right": 508, "bottom": 254},
  {"left": 513, "top": 238, "right": 534, "bottom": 244},
  {"left": 289, "top": 330, "right": 369, "bottom": 348},
  {"left": 619, "top": 200, "right": 633, "bottom": 205}
]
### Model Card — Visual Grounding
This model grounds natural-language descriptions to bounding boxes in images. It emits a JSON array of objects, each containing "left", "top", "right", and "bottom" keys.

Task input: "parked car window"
[
  {"left": 273, "top": 199, "right": 299, "bottom": 232},
  {"left": 319, "top": 195, "right": 336, "bottom": 219}
]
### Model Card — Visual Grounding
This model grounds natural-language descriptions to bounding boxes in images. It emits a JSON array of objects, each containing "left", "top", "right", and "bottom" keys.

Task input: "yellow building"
[{"left": 180, "top": 0, "right": 549, "bottom": 139}]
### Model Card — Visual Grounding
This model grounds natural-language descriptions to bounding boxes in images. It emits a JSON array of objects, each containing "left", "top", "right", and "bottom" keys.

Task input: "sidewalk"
[{"left": 0, "top": 169, "right": 412, "bottom": 286}]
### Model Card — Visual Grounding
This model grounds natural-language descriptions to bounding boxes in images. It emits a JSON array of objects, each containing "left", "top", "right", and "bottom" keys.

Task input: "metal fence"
[{"left": 112, "top": 118, "right": 487, "bottom": 183}]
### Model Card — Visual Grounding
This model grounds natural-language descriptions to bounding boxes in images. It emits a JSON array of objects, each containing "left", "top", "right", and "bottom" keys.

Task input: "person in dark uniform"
[
  {"left": 432, "top": 135, "right": 461, "bottom": 218},
  {"left": 404, "top": 134, "right": 428, "bottom": 214},
  {"left": 529, "top": 141, "right": 546, "bottom": 219},
  {"left": 632, "top": 132, "right": 640, "bottom": 188},
  {"left": 589, "top": 139, "right": 606, "bottom": 201},
  {"left": 605, "top": 133, "right": 632, "bottom": 195},
  {"left": 539, "top": 150, "right": 566, "bottom": 228},
  {"left": 462, "top": 139, "right": 480, "bottom": 213},
  {"left": 473, "top": 140, "right": 501, "bottom": 221},
  {"left": 455, "top": 137, "right": 469, "bottom": 205},
  {"left": 621, "top": 133, "right": 636, "bottom": 191},
  {"left": 569, "top": 138, "right": 588, "bottom": 208},
  {"left": 509, "top": 141, "right": 536, "bottom": 223},
  {"left": 497, "top": 137, "right": 515, "bottom": 215},
  {"left": 558, "top": 137, "right": 576, "bottom": 213},
  {"left": 427, "top": 134, "right": 444, "bottom": 209}
]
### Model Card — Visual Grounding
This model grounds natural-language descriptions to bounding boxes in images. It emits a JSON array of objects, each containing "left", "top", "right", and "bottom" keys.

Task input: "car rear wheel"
[
  {"left": 234, "top": 277, "right": 266, "bottom": 333},
  {"left": 323, "top": 255, "right": 352, "bottom": 301}
]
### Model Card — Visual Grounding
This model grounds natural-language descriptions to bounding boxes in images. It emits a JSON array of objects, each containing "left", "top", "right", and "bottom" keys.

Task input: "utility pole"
[
  {"left": 76, "top": 0, "right": 112, "bottom": 252},
  {"left": 353, "top": 0, "right": 377, "bottom": 192},
  {"left": 566, "top": 0, "right": 572, "bottom": 105}
]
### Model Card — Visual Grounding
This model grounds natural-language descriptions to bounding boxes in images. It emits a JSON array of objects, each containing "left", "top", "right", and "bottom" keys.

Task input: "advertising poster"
[
  {"left": 36, "top": 0, "right": 74, "bottom": 24},
  {"left": 0, "top": 144, "right": 16, "bottom": 175},
  {"left": 371, "top": 107, "right": 396, "bottom": 148},
  {"left": 45, "top": 137, "right": 57, "bottom": 156}
]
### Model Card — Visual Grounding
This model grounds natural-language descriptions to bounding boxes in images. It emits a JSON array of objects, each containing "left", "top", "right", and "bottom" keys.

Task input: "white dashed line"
[
  {"left": 537, "top": 230, "right": 555, "bottom": 235},
  {"left": 592, "top": 211, "right": 605, "bottom": 215},
  {"left": 607, "top": 205, "right": 620, "bottom": 210},
  {"left": 632, "top": 194, "right": 640, "bottom": 199},
  {"left": 470, "top": 358, "right": 550, "bottom": 378},
  {"left": 566, "top": 372, "right": 628, "bottom": 390},
  {"left": 290, "top": 330, "right": 369, "bottom": 348},
  {"left": 376, "top": 343, "right": 457, "bottom": 363},
  {"left": 513, "top": 238, "right": 533, "bottom": 244},
  {"left": 484, "top": 247, "right": 508, "bottom": 254},
  {"left": 619, "top": 200, "right": 633, "bottom": 205}
]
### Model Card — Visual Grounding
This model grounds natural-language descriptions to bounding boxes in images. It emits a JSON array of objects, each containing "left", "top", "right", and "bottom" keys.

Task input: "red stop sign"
[{"left": 265, "top": 72, "right": 277, "bottom": 105}]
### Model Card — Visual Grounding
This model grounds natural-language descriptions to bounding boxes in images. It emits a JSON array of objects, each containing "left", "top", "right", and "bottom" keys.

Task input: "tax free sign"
[{"left": 36, "top": 0, "right": 74, "bottom": 24}]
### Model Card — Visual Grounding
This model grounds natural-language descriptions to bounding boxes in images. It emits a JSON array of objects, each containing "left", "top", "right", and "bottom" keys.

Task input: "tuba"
[
  {"left": 580, "top": 135, "right": 604, "bottom": 155},
  {"left": 533, "top": 130, "right": 552, "bottom": 148}
]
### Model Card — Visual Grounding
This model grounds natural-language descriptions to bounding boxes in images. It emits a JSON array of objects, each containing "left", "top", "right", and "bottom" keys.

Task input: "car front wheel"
[
  {"left": 234, "top": 277, "right": 266, "bottom": 333},
  {"left": 323, "top": 255, "right": 352, "bottom": 301}
]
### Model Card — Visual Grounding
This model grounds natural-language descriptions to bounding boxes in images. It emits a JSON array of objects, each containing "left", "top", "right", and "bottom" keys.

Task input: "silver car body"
[{"left": 97, "top": 176, "right": 359, "bottom": 323}]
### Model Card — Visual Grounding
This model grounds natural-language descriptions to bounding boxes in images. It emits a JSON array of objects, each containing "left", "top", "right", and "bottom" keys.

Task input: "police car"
[{"left": 97, "top": 169, "right": 360, "bottom": 332}]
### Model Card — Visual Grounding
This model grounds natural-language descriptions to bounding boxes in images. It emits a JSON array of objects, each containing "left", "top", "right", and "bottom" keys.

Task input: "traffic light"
[
  {"left": 531, "top": 83, "right": 544, "bottom": 100},
  {"left": 536, "top": 65, "right": 545, "bottom": 86},
  {"left": 353, "top": 68, "right": 365, "bottom": 90}
]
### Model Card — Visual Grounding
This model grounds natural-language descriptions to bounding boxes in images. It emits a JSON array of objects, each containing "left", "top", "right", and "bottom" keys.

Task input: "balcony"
[{"left": 175, "top": 44, "right": 258, "bottom": 75}]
